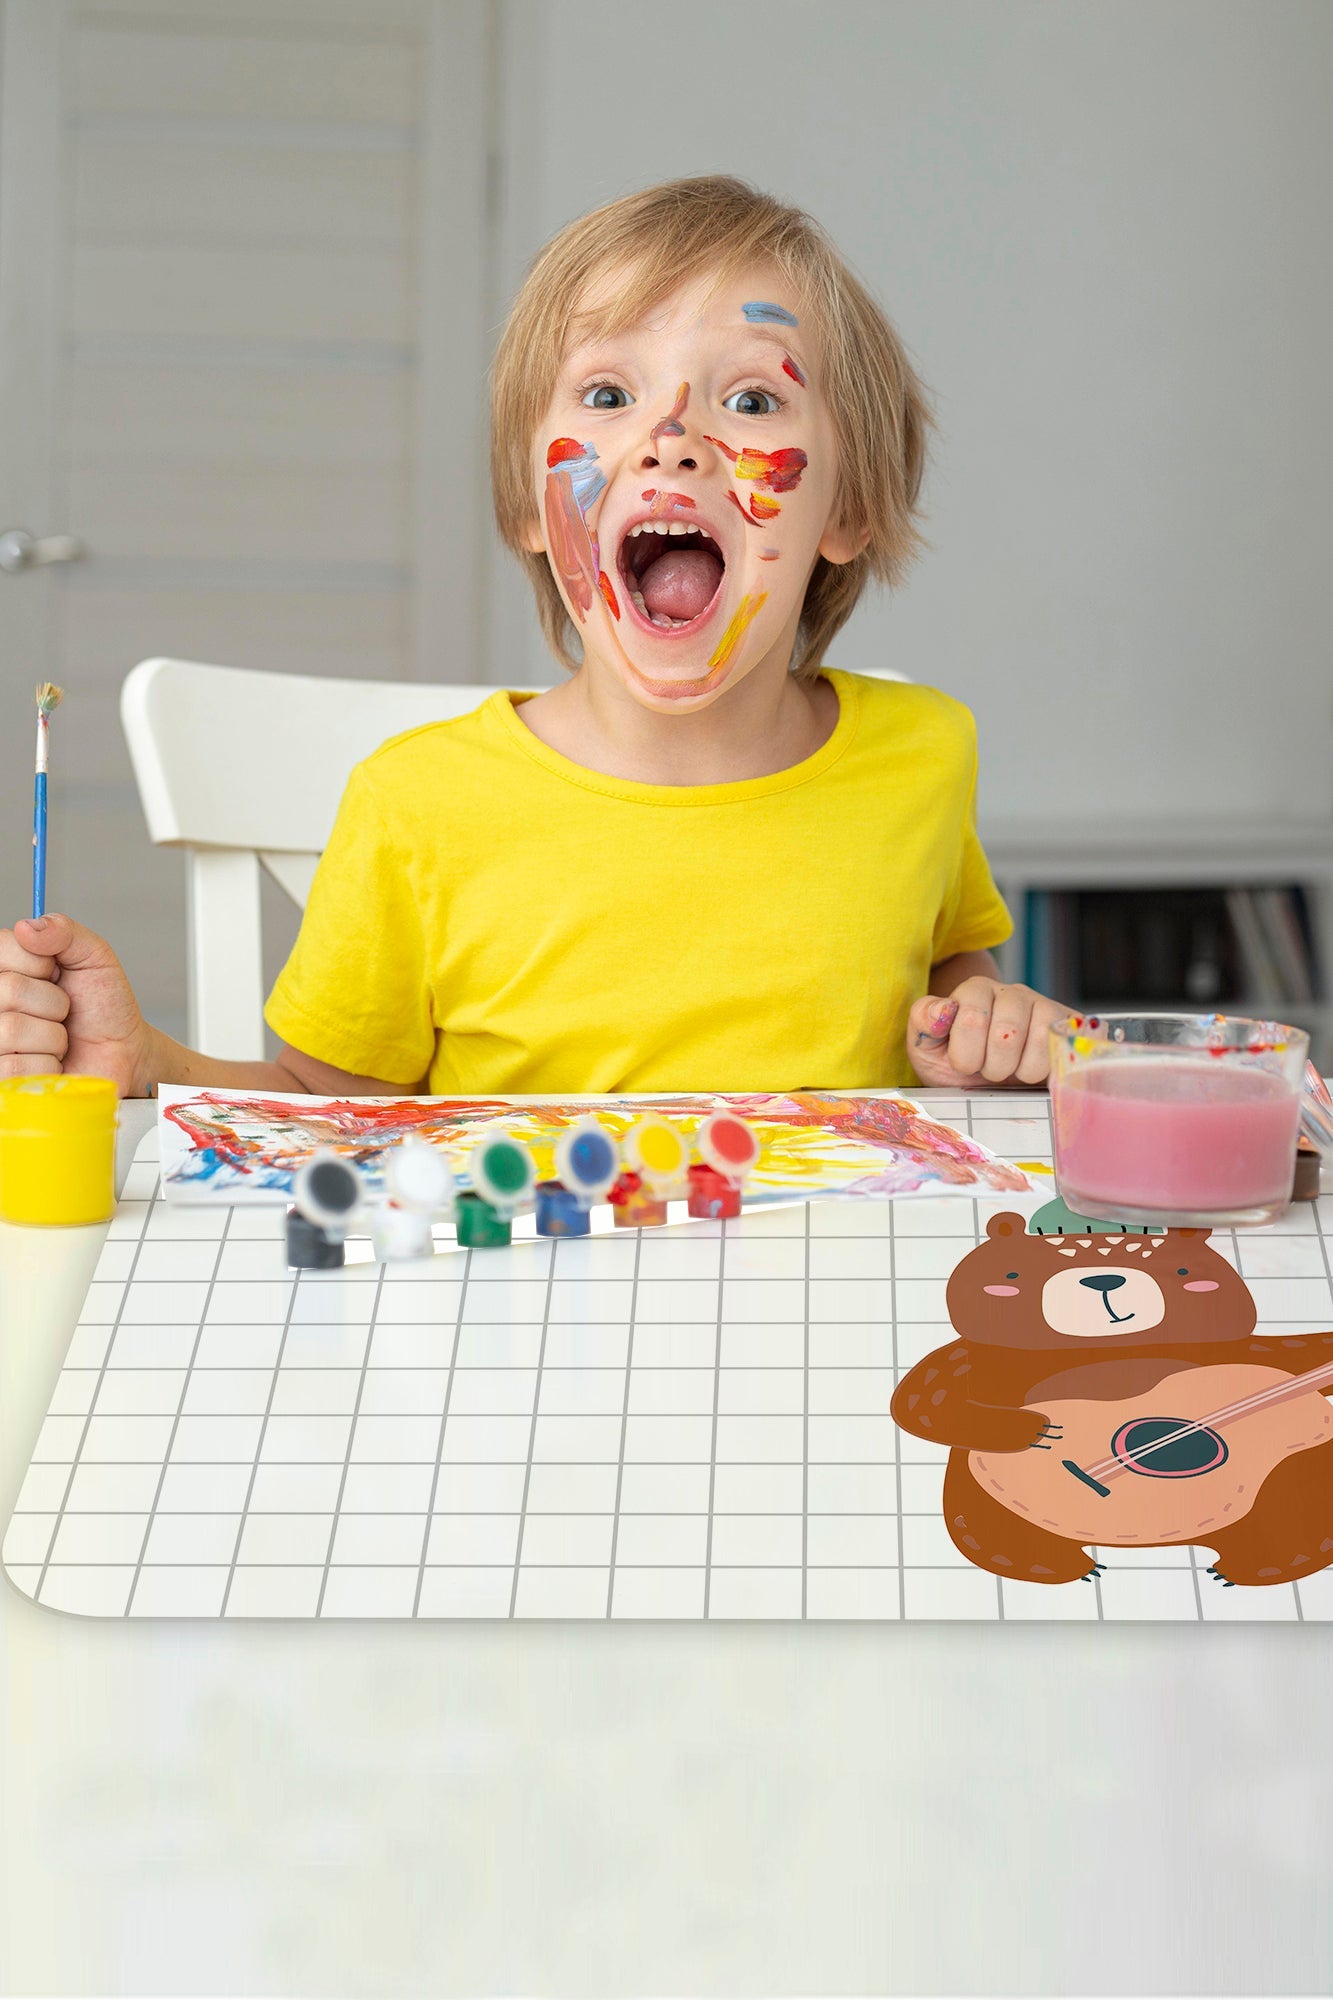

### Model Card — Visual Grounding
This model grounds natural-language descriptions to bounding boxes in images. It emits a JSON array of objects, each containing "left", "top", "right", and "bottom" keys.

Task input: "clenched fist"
[
  {"left": 907, "top": 977, "right": 1068, "bottom": 1089},
  {"left": 0, "top": 914, "right": 153, "bottom": 1097}
]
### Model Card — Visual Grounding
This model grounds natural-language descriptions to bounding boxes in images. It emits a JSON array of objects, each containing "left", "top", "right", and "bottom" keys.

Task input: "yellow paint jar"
[{"left": 0, "top": 1075, "right": 118, "bottom": 1226}]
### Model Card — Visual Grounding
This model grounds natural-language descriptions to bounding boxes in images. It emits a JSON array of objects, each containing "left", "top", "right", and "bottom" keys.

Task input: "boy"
[{"left": 0, "top": 177, "right": 1065, "bottom": 1097}]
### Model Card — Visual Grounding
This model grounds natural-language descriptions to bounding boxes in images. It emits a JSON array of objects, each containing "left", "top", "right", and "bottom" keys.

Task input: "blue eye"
[
  {"left": 723, "top": 388, "right": 781, "bottom": 417},
  {"left": 581, "top": 383, "right": 632, "bottom": 410}
]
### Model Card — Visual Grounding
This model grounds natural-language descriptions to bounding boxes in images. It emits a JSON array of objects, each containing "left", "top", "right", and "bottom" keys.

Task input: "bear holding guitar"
[{"left": 890, "top": 1214, "right": 1333, "bottom": 1587}]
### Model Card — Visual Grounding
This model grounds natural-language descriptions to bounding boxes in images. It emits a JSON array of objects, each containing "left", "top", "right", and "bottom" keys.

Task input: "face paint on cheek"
[
  {"left": 546, "top": 436, "right": 606, "bottom": 511},
  {"left": 727, "top": 489, "right": 781, "bottom": 524},
  {"left": 706, "top": 435, "right": 809, "bottom": 525},
  {"left": 758, "top": 547, "right": 780, "bottom": 561},
  {"left": 544, "top": 437, "right": 617, "bottom": 622},
  {"left": 707, "top": 591, "right": 767, "bottom": 670},
  {"left": 650, "top": 382, "right": 689, "bottom": 443},
  {"left": 544, "top": 466, "right": 597, "bottom": 619}
]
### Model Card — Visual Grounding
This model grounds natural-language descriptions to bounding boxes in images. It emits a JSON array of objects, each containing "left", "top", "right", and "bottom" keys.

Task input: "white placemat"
[{"left": 6, "top": 1094, "right": 1332, "bottom": 1620}]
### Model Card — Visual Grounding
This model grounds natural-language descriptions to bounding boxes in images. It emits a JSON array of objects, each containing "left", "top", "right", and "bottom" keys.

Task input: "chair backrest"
[{"left": 120, "top": 657, "right": 538, "bottom": 1060}]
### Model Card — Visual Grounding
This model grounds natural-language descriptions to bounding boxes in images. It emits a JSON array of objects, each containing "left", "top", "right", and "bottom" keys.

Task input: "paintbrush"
[{"left": 32, "top": 681, "right": 63, "bottom": 919}]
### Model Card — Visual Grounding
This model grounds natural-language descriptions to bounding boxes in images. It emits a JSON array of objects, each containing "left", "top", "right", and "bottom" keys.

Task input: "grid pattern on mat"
[{"left": 5, "top": 1093, "right": 1333, "bottom": 1622}]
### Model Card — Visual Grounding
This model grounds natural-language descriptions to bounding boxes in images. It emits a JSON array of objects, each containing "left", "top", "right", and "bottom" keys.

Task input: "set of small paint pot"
[{"left": 284, "top": 1111, "right": 761, "bottom": 1268}]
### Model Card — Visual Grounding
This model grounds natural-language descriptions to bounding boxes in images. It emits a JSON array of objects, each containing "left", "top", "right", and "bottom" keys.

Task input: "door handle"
[{"left": 0, "top": 528, "right": 85, "bottom": 573}]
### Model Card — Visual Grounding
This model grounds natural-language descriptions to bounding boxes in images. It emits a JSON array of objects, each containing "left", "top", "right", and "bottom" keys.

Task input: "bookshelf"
[{"left": 982, "top": 819, "right": 1333, "bottom": 1069}]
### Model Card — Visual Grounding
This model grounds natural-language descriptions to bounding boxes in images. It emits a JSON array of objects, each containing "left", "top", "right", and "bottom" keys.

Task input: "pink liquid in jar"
[{"left": 1053, "top": 1057, "right": 1300, "bottom": 1213}]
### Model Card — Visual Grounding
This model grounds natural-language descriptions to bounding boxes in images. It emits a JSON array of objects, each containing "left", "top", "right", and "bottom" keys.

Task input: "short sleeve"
[
  {"left": 930, "top": 736, "right": 1013, "bottom": 964},
  {"left": 264, "top": 762, "right": 434, "bottom": 1085}
]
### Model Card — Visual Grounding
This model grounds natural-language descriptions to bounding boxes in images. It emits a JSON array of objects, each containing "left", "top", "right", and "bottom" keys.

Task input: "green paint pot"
[{"left": 454, "top": 1191, "right": 511, "bottom": 1248}]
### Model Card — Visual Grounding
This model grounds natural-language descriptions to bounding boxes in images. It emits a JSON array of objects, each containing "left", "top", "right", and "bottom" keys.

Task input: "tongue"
[{"left": 638, "top": 546, "right": 723, "bottom": 621}]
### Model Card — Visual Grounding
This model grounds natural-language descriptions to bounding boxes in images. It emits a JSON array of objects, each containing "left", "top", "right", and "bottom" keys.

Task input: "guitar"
[{"left": 969, "top": 1360, "right": 1333, "bottom": 1547}]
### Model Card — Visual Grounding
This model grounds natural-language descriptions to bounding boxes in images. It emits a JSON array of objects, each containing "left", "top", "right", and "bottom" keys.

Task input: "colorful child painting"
[{"left": 158, "top": 1086, "right": 1036, "bottom": 1206}]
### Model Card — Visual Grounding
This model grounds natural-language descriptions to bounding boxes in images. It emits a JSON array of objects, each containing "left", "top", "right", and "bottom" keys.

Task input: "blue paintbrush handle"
[{"left": 32, "top": 768, "right": 47, "bottom": 919}]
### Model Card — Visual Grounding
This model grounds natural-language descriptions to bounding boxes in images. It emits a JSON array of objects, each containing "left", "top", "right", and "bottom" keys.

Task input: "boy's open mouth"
[{"left": 616, "top": 519, "right": 726, "bottom": 635}]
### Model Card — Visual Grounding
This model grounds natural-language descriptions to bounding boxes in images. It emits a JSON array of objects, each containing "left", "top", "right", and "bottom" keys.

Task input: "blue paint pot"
[{"left": 534, "top": 1179, "right": 591, "bottom": 1236}]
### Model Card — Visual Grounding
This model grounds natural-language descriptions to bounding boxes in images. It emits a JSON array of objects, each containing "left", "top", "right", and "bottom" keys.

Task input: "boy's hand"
[
  {"left": 906, "top": 977, "right": 1068, "bottom": 1088},
  {"left": 0, "top": 914, "right": 154, "bottom": 1098}
]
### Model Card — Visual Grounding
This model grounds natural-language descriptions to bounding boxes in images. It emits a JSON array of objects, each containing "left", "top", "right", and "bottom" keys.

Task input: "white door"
[{"left": 0, "top": 0, "right": 493, "bottom": 1038}]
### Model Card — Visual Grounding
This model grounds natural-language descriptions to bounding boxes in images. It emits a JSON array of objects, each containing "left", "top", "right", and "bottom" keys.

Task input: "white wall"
[{"left": 487, "top": 0, "right": 1333, "bottom": 830}]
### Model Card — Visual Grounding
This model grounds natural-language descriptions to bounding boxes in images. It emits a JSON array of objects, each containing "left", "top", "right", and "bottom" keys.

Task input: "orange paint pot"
[{"left": 0, "top": 1075, "right": 118, "bottom": 1226}]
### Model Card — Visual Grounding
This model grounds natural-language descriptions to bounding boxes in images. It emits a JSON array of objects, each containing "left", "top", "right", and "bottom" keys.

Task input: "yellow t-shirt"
[{"left": 265, "top": 668, "right": 1011, "bottom": 1093}]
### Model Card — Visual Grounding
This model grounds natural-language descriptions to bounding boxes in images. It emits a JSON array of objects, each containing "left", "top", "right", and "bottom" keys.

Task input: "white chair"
[{"left": 120, "top": 657, "right": 538, "bottom": 1060}]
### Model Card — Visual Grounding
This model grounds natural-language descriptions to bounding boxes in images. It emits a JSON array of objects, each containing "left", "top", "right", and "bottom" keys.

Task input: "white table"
[{"left": 3, "top": 1098, "right": 1331, "bottom": 1995}]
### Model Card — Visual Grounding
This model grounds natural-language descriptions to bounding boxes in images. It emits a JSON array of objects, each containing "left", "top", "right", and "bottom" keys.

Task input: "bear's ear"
[{"left": 985, "top": 1213, "right": 1024, "bottom": 1240}]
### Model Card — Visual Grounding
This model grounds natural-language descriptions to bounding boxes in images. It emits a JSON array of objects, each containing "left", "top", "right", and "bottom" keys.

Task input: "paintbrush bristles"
[{"left": 35, "top": 682, "right": 64, "bottom": 717}]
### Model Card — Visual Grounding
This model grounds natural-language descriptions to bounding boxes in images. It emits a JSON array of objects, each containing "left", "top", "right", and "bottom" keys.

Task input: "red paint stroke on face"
[
  {"left": 781, "top": 356, "right": 806, "bottom": 387},
  {"left": 705, "top": 437, "right": 808, "bottom": 494},
  {"left": 598, "top": 570, "right": 620, "bottom": 619},
  {"left": 544, "top": 467, "right": 597, "bottom": 619},
  {"left": 641, "top": 488, "right": 697, "bottom": 515},
  {"left": 726, "top": 488, "right": 781, "bottom": 526},
  {"left": 547, "top": 436, "right": 585, "bottom": 467},
  {"left": 650, "top": 381, "right": 689, "bottom": 444}
]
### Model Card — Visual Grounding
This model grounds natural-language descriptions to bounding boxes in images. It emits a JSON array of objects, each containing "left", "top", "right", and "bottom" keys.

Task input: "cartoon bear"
[{"left": 890, "top": 1215, "right": 1333, "bottom": 1586}]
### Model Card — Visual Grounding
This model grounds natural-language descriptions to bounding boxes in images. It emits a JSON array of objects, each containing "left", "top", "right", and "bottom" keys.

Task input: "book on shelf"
[{"left": 1019, "top": 884, "right": 1320, "bottom": 1010}]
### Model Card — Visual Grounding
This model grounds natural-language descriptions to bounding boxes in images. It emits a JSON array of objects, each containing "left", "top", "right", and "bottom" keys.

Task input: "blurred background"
[{"left": 1, "top": 0, "right": 1331, "bottom": 1055}]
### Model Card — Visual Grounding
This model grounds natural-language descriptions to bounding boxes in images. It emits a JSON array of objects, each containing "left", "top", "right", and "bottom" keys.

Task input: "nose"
[
  {"left": 1078, "top": 1273, "right": 1127, "bottom": 1294},
  {"left": 642, "top": 434, "right": 698, "bottom": 474},
  {"left": 642, "top": 383, "right": 700, "bottom": 475}
]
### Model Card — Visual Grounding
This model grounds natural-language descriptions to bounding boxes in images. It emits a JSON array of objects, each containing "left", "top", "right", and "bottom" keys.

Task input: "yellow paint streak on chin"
[{"left": 707, "top": 591, "right": 767, "bottom": 671}]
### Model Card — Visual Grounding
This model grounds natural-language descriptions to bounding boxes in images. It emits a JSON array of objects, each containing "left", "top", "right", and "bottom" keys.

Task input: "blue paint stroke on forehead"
[{"left": 741, "top": 301, "right": 799, "bottom": 327}]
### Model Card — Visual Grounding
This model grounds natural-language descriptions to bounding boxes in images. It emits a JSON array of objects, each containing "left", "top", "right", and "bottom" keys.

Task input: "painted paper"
[{"left": 157, "top": 1086, "right": 1037, "bottom": 1207}]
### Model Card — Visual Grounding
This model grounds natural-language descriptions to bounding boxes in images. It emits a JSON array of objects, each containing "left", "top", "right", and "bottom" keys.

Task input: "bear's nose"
[{"left": 1078, "top": 1273, "right": 1127, "bottom": 1294}]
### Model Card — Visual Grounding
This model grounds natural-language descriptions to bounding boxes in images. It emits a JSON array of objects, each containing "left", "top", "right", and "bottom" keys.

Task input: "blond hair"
[{"left": 491, "top": 175, "right": 934, "bottom": 679}]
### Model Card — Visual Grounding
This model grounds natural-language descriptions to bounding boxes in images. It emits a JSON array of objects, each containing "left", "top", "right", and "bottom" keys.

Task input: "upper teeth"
[{"left": 628, "top": 521, "right": 695, "bottom": 537}]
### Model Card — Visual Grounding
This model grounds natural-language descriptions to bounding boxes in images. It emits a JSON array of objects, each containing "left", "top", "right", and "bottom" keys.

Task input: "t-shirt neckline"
[{"left": 488, "top": 668, "right": 860, "bottom": 805}]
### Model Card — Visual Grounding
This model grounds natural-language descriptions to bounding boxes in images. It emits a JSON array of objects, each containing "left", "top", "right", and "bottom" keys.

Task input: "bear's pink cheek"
[
  {"left": 1183, "top": 1280, "right": 1219, "bottom": 1292},
  {"left": 983, "top": 1284, "right": 1021, "bottom": 1296}
]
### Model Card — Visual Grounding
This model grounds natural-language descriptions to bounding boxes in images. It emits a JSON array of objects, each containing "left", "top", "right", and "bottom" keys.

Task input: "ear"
[
  {"left": 520, "top": 511, "right": 546, "bottom": 556},
  {"left": 817, "top": 508, "right": 871, "bottom": 566},
  {"left": 986, "top": 1213, "right": 1024, "bottom": 1240}
]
